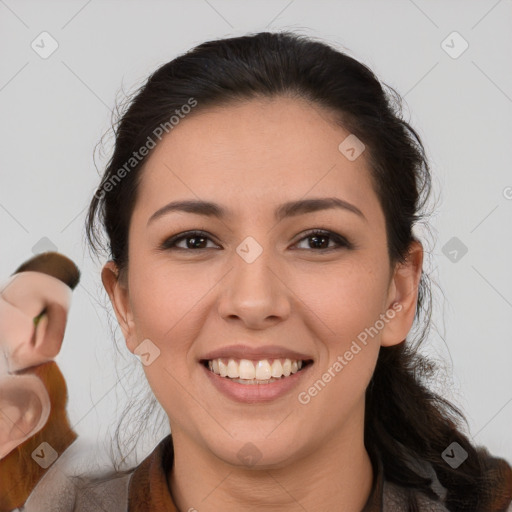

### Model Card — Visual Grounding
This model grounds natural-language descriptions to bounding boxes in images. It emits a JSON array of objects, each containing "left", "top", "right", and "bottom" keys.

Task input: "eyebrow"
[{"left": 147, "top": 197, "right": 367, "bottom": 226}]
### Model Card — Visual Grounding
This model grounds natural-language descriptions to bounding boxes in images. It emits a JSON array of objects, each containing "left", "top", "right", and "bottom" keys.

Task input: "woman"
[{"left": 79, "top": 31, "right": 512, "bottom": 511}]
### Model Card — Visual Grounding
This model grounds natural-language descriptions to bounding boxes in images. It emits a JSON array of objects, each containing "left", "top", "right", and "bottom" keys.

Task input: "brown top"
[
  {"left": 18, "top": 433, "right": 510, "bottom": 511},
  {"left": 127, "top": 434, "right": 384, "bottom": 511},
  {"left": 24, "top": 434, "right": 454, "bottom": 511}
]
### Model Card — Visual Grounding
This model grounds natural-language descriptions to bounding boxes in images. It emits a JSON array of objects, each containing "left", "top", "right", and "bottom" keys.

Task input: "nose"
[{"left": 217, "top": 243, "right": 291, "bottom": 330}]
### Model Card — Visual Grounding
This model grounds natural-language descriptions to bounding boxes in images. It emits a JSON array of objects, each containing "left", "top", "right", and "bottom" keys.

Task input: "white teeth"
[
  {"left": 271, "top": 359, "right": 283, "bottom": 378},
  {"left": 205, "top": 357, "right": 307, "bottom": 381},
  {"left": 255, "top": 360, "right": 272, "bottom": 380},
  {"left": 239, "top": 359, "right": 256, "bottom": 379},
  {"left": 218, "top": 359, "right": 228, "bottom": 377},
  {"left": 227, "top": 359, "right": 238, "bottom": 378},
  {"left": 282, "top": 359, "right": 291, "bottom": 377}
]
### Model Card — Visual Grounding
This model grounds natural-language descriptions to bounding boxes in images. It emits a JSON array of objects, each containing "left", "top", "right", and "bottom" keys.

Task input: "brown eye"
[
  {"left": 160, "top": 231, "right": 219, "bottom": 251},
  {"left": 294, "top": 229, "right": 351, "bottom": 251},
  {"left": 159, "top": 229, "right": 352, "bottom": 253}
]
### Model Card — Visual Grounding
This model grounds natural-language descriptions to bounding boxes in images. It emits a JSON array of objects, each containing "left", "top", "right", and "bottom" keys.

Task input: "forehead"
[{"left": 134, "top": 96, "right": 379, "bottom": 224}]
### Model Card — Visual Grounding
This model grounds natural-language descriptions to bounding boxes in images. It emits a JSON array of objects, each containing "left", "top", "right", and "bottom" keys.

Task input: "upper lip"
[{"left": 200, "top": 344, "right": 314, "bottom": 362}]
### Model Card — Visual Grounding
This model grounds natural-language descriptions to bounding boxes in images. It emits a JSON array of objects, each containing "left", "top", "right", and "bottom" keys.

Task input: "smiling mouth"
[{"left": 201, "top": 358, "right": 314, "bottom": 384}]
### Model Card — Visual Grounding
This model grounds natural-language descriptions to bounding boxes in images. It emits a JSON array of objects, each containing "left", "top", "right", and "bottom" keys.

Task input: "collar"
[
  {"left": 128, "top": 435, "right": 384, "bottom": 511},
  {"left": 128, "top": 435, "right": 177, "bottom": 511}
]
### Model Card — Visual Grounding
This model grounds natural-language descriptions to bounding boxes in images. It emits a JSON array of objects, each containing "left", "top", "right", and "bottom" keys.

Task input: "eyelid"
[{"left": 159, "top": 228, "right": 353, "bottom": 252}]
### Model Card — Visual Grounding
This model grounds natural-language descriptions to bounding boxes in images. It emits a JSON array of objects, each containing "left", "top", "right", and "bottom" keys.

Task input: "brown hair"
[{"left": 84, "top": 31, "right": 512, "bottom": 511}]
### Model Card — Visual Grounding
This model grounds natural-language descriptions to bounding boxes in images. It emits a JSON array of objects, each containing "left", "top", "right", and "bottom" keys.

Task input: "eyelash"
[{"left": 159, "top": 229, "right": 353, "bottom": 253}]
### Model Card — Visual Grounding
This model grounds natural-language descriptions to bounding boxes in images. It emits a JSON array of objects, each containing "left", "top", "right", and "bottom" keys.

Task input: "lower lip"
[{"left": 201, "top": 362, "right": 313, "bottom": 403}]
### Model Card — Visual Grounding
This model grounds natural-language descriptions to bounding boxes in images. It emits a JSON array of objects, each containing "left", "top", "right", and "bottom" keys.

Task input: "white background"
[{"left": 1, "top": 0, "right": 511, "bottom": 472}]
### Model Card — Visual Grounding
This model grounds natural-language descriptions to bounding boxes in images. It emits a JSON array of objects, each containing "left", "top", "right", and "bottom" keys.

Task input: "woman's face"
[{"left": 103, "top": 96, "right": 422, "bottom": 468}]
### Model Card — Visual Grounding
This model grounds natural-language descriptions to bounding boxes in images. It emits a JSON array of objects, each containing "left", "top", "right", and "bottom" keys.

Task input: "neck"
[{"left": 168, "top": 407, "right": 374, "bottom": 512}]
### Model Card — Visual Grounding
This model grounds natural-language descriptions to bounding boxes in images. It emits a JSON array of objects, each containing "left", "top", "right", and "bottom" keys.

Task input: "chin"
[{"left": 210, "top": 433, "right": 304, "bottom": 470}]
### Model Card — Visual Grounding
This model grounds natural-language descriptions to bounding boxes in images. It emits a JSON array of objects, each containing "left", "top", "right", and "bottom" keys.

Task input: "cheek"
[
  {"left": 127, "top": 264, "right": 213, "bottom": 407},
  {"left": 298, "top": 261, "right": 388, "bottom": 341},
  {"left": 298, "top": 272, "right": 383, "bottom": 411},
  {"left": 129, "top": 263, "right": 212, "bottom": 341}
]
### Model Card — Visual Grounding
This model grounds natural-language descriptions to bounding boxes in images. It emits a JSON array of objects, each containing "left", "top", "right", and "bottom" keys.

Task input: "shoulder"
[
  {"left": 20, "top": 439, "right": 135, "bottom": 512},
  {"left": 22, "top": 470, "right": 132, "bottom": 512},
  {"left": 71, "top": 471, "right": 132, "bottom": 512}
]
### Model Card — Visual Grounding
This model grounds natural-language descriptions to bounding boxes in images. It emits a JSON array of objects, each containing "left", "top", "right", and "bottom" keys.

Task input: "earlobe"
[
  {"left": 380, "top": 240, "right": 424, "bottom": 348},
  {"left": 101, "top": 261, "right": 137, "bottom": 353}
]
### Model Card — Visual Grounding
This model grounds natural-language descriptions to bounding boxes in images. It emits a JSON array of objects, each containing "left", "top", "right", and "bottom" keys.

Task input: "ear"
[
  {"left": 0, "top": 374, "right": 51, "bottom": 459},
  {"left": 101, "top": 261, "right": 138, "bottom": 353},
  {"left": 380, "top": 240, "right": 424, "bottom": 348}
]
